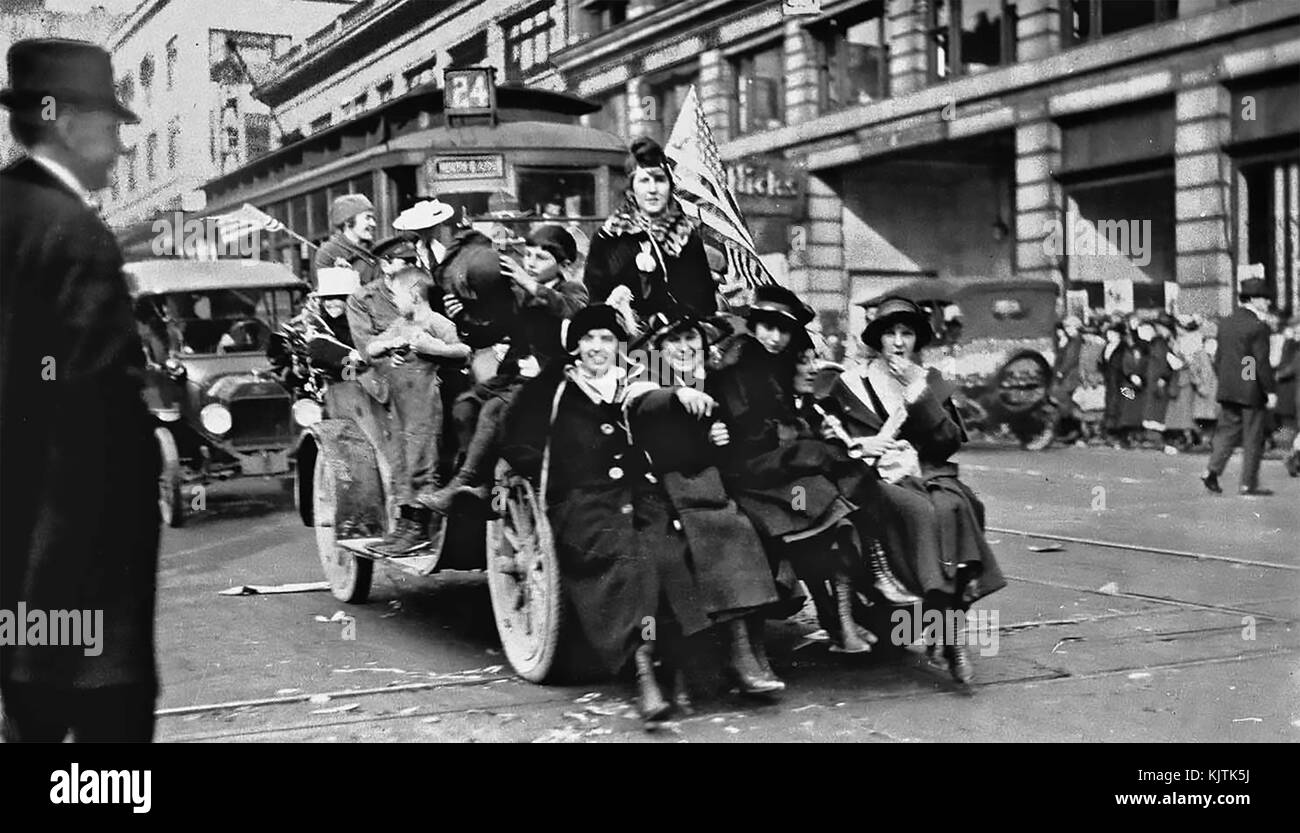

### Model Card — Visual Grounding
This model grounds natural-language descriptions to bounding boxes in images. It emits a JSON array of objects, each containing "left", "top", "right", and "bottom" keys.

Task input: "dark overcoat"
[
  {"left": 707, "top": 335, "right": 867, "bottom": 540},
  {"left": 626, "top": 386, "right": 778, "bottom": 619},
  {"left": 0, "top": 158, "right": 161, "bottom": 691},
  {"left": 1213, "top": 308, "right": 1274, "bottom": 408},
  {"left": 813, "top": 365, "right": 1006, "bottom": 606},
  {"left": 582, "top": 226, "right": 716, "bottom": 321},
  {"left": 499, "top": 367, "right": 713, "bottom": 675}
]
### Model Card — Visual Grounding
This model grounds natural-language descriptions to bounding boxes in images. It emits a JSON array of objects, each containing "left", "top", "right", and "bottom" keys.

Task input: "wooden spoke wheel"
[
  {"left": 485, "top": 469, "right": 568, "bottom": 683},
  {"left": 313, "top": 450, "right": 372, "bottom": 604}
]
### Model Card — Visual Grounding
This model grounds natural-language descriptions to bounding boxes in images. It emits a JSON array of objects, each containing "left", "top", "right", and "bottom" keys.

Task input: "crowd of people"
[
  {"left": 1049, "top": 305, "right": 1300, "bottom": 477},
  {"left": 273, "top": 136, "right": 1006, "bottom": 727}
]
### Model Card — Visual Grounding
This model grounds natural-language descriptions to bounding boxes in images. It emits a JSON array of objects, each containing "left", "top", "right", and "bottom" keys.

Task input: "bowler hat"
[
  {"left": 862, "top": 296, "right": 934, "bottom": 351},
  {"left": 1, "top": 38, "right": 138, "bottom": 123},
  {"left": 564, "top": 304, "right": 627, "bottom": 354},
  {"left": 1238, "top": 278, "right": 1269, "bottom": 300}
]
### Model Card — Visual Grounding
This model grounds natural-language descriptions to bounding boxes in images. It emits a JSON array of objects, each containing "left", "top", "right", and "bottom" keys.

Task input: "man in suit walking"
[
  {"left": 1201, "top": 278, "right": 1277, "bottom": 496},
  {"left": 0, "top": 39, "right": 161, "bottom": 741}
]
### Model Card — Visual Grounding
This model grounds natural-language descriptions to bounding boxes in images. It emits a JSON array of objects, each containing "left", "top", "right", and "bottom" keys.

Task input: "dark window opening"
[
  {"left": 449, "top": 31, "right": 488, "bottom": 69},
  {"left": 815, "top": 0, "right": 889, "bottom": 111},
  {"left": 930, "top": 0, "right": 1017, "bottom": 81},
  {"left": 731, "top": 42, "right": 785, "bottom": 136},
  {"left": 1061, "top": 0, "right": 1179, "bottom": 46}
]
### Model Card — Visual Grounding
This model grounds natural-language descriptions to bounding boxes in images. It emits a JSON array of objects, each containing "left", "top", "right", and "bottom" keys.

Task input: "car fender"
[{"left": 295, "top": 418, "right": 386, "bottom": 535}]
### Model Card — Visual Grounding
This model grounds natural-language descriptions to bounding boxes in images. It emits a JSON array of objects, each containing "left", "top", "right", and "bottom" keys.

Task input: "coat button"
[
  {"left": 608, "top": 466, "right": 624, "bottom": 480},
  {"left": 621, "top": 504, "right": 633, "bottom": 514},
  {"left": 600, "top": 423, "right": 615, "bottom": 435}
]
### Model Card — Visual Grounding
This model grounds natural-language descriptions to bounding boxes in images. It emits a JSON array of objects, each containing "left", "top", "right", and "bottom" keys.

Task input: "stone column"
[
  {"left": 1014, "top": 105, "right": 1066, "bottom": 291},
  {"left": 888, "top": 0, "right": 929, "bottom": 97},
  {"left": 697, "top": 48, "right": 733, "bottom": 142},
  {"left": 1016, "top": 0, "right": 1062, "bottom": 63},
  {"left": 1174, "top": 74, "right": 1235, "bottom": 317},
  {"left": 784, "top": 17, "right": 820, "bottom": 125},
  {"left": 796, "top": 172, "right": 847, "bottom": 327},
  {"left": 627, "top": 76, "right": 655, "bottom": 140}
]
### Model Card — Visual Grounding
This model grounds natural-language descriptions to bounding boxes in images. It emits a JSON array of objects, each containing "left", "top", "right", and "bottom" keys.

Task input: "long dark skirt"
[
  {"left": 550, "top": 481, "right": 720, "bottom": 676},
  {"left": 858, "top": 473, "right": 1005, "bottom": 609}
]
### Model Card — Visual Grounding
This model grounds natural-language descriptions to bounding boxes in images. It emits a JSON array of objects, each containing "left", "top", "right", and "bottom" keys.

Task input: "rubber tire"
[
  {"left": 156, "top": 428, "right": 186, "bottom": 529},
  {"left": 313, "top": 448, "right": 373, "bottom": 604}
]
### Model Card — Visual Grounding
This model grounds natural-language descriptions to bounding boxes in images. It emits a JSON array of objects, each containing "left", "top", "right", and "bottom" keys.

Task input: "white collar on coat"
[{"left": 30, "top": 151, "right": 95, "bottom": 207}]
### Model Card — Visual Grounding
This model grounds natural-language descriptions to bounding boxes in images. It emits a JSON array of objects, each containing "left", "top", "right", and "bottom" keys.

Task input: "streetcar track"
[
  {"left": 162, "top": 643, "right": 1299, "bottom": 742},
  {"left": 988, "top": 526, "right": 1298, "bottom": 571},
  {"left": 1003, "top": 573, "right": 1295, "bottom": 622},
  {"left": 156, "top": 674, "right": 517, "bottom": 718}
]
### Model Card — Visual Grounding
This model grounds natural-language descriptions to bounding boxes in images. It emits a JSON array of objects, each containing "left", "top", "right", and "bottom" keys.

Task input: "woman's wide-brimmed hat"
[
  {"left": 393, "top": 198, "right": 456, "bottom": 231},
  {"left": 862, "top": 296, "right": 934, "bottom": 351},
  {"left": 746, "top": 284, "right": 815, "bottom": 328},
  {"left": 1, "top": 39, "right": 138, "bottom": 123},
  {"left": 314, "top": 267, "right": 361, "bottom": 298},
  {"left": 563, "top": 304, "right": 628, "bottom": 354}
]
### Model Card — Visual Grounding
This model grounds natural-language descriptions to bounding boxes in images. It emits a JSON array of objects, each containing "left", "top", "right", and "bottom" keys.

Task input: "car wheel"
[
  {"left": 155, "top": 428, "right": 186, "bottom": 528},
  {"left": 313, "top": 449, "right": 372, "bottom": 604}
]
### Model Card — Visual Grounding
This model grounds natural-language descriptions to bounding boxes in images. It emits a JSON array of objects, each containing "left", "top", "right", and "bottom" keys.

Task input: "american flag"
[
  {"left": 210, "top": 203, "right": 286, "bottom": 248},
  {"left": 664, "top": 85, "right": 776, "bottom": 289}
]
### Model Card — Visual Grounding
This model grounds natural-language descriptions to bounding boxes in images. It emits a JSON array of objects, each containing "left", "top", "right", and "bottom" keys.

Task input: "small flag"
[
  {"left": 210, "top": 202, "right": 285, "bottom": 248},
  {"left": 664, "top": 86, "right": 775, "bottom": 288}
]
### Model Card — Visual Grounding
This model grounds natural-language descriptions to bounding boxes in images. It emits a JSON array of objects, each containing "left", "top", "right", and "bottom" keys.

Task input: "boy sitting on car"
[{"left": 364, "top": 267, "right": 470, "bottom": 556}]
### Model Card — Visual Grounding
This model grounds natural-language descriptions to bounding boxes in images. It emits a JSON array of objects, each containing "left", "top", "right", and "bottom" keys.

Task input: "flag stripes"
[{"left": 664, "top": 85, "right": 776, "bottom": 289}]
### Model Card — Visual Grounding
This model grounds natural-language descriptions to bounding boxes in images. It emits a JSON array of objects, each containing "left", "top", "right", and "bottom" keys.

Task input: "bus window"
[{"left": 517, "top": 169, "right": 595, "bottom": 217}]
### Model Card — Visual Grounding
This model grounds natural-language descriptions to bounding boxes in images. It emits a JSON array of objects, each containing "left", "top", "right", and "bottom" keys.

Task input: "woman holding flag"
[{"left": 582, "top": 137, "right": 718, "bottom": 336}]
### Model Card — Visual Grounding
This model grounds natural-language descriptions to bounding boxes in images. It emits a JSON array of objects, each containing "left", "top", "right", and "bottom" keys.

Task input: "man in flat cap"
[
  {"left": 1201, "top": 278, "right": 1277, "bottom": 496},
  {"left": 314, "top": 193, "right": 379, "bottom": 288},
  {"left": 0, "top": 39, "right": 161, "bottom": 741}
]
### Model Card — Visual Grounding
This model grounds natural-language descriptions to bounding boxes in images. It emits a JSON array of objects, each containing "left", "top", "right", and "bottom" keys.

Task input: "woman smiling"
[{"left": 582, "top": 137, "right": 717, "bottom": 336}]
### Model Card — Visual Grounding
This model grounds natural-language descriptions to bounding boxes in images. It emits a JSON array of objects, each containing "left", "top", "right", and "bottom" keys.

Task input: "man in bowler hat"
[
  {"left": 1201, "top": 278, "right": 1278, "bottom": 496},
  {"left": 0, "top": 39, "right": 161, "bottom": 740}
]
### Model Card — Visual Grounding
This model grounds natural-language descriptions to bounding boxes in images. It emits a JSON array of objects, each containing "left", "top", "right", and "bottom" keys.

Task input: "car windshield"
[{"left": 138, "top": 288, "right": 304, "bottom": 356}]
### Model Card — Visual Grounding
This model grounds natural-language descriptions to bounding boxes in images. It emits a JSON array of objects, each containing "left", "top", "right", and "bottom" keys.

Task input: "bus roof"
[{"left": 124, "top": 259, "right": 308, "bottom": 296}]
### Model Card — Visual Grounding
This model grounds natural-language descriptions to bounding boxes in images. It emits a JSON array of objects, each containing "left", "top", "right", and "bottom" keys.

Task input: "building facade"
[
  {"left": 98, "top": 0, "right": 354, "bottom": 229},
  {"left": 169, "top": 0, "right": 1298, "bottom": 334},
  {"left": 550, "top": 0, "right": 1300, "bottom": 335},
  {"left": 0, "top": 1, "right": 127, "bottom": 165}
]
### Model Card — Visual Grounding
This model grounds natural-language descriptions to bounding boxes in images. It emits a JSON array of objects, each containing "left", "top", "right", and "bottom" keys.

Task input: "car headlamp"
[
  {"left": 200, "top": 403, "right": 232, "bottom": 435},
  {"left": 292, "top": 398, "right": 323, "bottom": 428}
]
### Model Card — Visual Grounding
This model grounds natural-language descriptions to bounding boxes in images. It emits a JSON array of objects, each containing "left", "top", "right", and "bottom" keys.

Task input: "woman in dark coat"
[
  {"left": 1139, "top": 319, "right": 1173, "bottom": 438},
  {"left": 812, "top": 297, "right": 1006, "bottom": 683},
  {"left": 625, "top": 311, "right": 785, "bottom": 696},
  {"left": 499, "top": 305, "right": 777, "bottom": 725},
  {"left": 708, "top": 285, "right": 882, "bottom": 654},
  {"left": 582, "top": 137, "right": 717, "bottom": 336}
]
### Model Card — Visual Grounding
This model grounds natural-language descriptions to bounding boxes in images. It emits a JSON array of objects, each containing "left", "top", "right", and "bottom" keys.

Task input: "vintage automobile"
[
  {"left": 298, "top": 377, "right": 584, "bottom": 682},
  {"left": 859, "top": 278, "right": 1061, "bottom": 450},
  {"left": 125, "top": 259, "right": 320, "bottom": 527}
]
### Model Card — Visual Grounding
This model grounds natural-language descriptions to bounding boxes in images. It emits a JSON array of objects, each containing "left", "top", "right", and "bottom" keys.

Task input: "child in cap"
[{"left": 366, "top": 267, "right": 470, "bottom": 556}]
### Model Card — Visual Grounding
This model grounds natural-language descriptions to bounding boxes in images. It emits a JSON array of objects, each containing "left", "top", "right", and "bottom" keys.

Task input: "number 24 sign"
[{"left": 444, "top": 68, "right": 495, "bottom": 114}]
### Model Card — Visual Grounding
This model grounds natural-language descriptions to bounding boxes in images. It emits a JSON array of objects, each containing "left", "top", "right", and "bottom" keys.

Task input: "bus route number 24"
[{"left": 447, "top": 69, "right": 493, "bottom": 112}]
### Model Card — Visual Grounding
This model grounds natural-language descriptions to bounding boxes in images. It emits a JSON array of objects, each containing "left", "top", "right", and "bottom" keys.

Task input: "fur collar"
[{"left": 600, "top": 195, "right": 695, "bottom": 258}]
